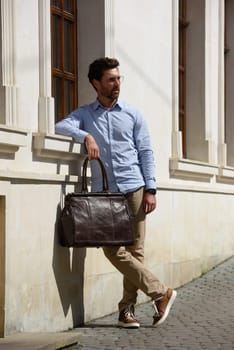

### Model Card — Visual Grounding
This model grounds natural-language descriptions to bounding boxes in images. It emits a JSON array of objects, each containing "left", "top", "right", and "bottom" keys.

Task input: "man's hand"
[
  {"left": 85, "top": 134, "right": 100, "bottom": 160},
  {"left": 143, "top": 193, "right": 157, "bottom": 214}
]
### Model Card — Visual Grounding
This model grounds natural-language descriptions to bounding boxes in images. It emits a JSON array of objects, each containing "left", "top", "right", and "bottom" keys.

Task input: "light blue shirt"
[{"left": 55, "top": 99, "right": 156, "bottom": 193}]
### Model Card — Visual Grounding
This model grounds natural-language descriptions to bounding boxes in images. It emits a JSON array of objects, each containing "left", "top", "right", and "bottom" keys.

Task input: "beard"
[{"left": 101, "top": 87, "right": 120, "bottom": 100}]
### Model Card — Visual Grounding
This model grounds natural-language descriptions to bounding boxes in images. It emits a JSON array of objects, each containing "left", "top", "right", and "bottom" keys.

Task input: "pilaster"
[
  {"left": 0, "top": 0, "right": 18, "bottom": 127},
  {"left": 38, "top": 0, "right": 54, "bottom": 134}
]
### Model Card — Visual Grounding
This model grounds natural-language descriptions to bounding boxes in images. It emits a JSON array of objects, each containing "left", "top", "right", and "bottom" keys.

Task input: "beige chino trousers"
[{"left": 103, "top": 187, "right": 167, "bottom": 312}]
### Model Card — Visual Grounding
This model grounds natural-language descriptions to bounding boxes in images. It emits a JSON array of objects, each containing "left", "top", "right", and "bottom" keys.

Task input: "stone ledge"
[
  {"left": 0, "top": 332, "right": 81, "bottom": 350},
  {"left": 169, "top": 158, "right": 218, "bottom": 182},
  {"left": 0, "top": 169, "right": 79, "bottom": 184},
  {"left": 0, "top": 125, "right": 28, "bottom": 154},
  {"left": 217, "top": 166, "right": 234, "bottom": 184},
  {"left": 33, "top": 133, "right": 85, "bottom": 160}
]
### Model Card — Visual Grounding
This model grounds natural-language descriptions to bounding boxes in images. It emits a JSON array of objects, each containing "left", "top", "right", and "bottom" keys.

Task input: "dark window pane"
[
  {"left": 64, "top": 20, "right": 73, "bottom": 72},
  {"left": 52, "top": 0, "right": 62, "bottom": 9},
  {"left": 53, "top": 77, "right": 63, "bottom": 121},
  {"left": 52, "top": 15, "right": 62, "bottom": 69},
  {"left": 64, "top": 79, "right": 74, "bottom": 115},
  {"left": 64, "top": 0, "right": 74, "bottom": 14},
  {"left": 179, "top": 1, "right": 182, "bottom": 16},
  {"left": 179, "top": 31, "right": 183, "bottom": 64},
  {"left": 179, "top": 74, "right": 182, "bottom": 109}
]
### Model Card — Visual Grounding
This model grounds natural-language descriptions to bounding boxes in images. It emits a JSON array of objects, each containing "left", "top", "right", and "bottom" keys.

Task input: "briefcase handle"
[{"left": 82, "top": 157, "right": 109, "bottom": 192}]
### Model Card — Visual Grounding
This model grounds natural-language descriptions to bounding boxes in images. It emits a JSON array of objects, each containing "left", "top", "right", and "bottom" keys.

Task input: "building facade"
[{"left": 0, "top": 0, "right": 234, "bottom": 336}]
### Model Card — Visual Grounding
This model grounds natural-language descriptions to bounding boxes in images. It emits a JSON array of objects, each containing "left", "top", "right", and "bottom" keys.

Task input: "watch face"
[{"left": 146, "top": 189, "right": 156, "bottom": 195}]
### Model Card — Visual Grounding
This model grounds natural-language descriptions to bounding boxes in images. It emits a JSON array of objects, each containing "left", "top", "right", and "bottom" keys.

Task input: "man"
[{"left": 55, "top": 57, "right": 177, "bottom": 328}]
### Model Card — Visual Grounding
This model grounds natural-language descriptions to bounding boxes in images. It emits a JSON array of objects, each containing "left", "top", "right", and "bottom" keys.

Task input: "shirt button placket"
[
  {"left": 106, "top": 111, "right": 117, "bottom": 186},
  {"left": 106, "top": 111, "right": 112, "bottom": 154}
]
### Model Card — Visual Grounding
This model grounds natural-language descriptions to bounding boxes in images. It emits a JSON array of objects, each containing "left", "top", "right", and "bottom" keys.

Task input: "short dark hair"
[{"left": 88, "top": 57, "right": 119, "bottom": 84}]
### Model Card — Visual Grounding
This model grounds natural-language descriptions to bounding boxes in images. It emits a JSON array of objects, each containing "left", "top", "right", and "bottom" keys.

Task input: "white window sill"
[
  {"left": 0, "top": 125, "right": 28, "bottom": 154},
  {"left": 33, "top": 133, "right": 86, "bottom": 160},
  {"left": 170, "top": 158, "right": 219, "bottom": 182},
  {"left": 217, "top": 166, "right": 234, "bottom": 184}
]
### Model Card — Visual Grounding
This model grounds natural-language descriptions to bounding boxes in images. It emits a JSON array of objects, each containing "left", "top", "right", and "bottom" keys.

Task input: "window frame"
[{"left": 51, "top": 0, "right": 78, "bottom": 122}]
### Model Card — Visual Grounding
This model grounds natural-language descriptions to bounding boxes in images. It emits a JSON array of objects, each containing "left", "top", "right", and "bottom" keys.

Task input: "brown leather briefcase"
[{"left": 59, "top": 157, "right": 134, "bottom": 247}]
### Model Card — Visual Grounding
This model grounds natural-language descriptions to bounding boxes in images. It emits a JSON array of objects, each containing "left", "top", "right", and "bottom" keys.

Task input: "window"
[
  {"left": 51, "top": 0, "right": 78, "bottom": 122},
  {"left": 224, "top": 0, "right": 228, "bottom": 147},
  {"left": 178, "top": 0, "right": 206, "bottom": 162},
  {"left": 224, "top": 0, "right": 234, "bottom": 167},
  {"left": 179, "top": 0, "right": 189, "bottom": 158}
]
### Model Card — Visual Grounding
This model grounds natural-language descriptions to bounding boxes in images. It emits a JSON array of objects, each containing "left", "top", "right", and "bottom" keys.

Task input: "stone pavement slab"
[
  {"left": 71, "top": 256, "right": 234, "bottom": 350},
  {"left": 0, "top": 332, "right": 80, "bottom": 350},
  {"left": 0, "top": 256, "right": 233, "bottom": 350}
]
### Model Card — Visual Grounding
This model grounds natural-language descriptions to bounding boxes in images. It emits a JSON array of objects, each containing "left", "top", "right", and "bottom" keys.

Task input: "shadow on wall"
[{"left": 52, "top": 200, "right": 86, "bottom": 327}]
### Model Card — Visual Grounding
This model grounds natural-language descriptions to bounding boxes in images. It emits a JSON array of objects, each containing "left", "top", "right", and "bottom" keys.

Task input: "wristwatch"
[{"left": 145, "top": 188, "right": 157, "bottom": 195}]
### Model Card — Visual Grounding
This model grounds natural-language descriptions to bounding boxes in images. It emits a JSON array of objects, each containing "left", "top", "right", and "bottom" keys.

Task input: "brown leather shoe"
[
  {"left": 152, "top": 288, "right": 177, "bottom": 326},
  {"left": 118, "top": 304, "right": 140, "bottom": 328}
]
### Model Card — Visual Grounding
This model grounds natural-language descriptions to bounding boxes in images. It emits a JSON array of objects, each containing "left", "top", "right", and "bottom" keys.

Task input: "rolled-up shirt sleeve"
[{"left": 55, "top": 113, "right": 88, "bottom": 143}]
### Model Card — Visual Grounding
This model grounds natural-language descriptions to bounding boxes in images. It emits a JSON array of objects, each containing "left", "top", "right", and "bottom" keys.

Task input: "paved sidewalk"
[{"left": 72, "top": 256, "right": 234, "bottom": 350}]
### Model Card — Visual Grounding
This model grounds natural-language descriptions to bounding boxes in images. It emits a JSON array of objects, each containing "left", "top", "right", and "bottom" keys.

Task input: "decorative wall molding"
[
  {"left": 217, "top": 0, "right": 226, "bottom": 166},
  {"left": 105, "top": 0, "right": 115, "bottom": 56},
  {"left": 38, "top": 0, "right": 54, "bottom": 134},
  {"left": 0, "top": 0, "right": 18, "bottom": 127},
  {"left": 158, "top": 180, "right": 234, "bottom": 195}
]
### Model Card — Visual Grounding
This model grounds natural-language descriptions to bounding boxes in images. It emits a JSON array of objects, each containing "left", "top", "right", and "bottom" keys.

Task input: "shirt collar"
[{"left": 92, "top": 99, "right": 123, "bottom": 111}]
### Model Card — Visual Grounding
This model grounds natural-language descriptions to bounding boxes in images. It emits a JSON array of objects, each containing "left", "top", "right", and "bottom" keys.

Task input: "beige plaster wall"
[{"left": 3, "top": 183, "right": 234, "bottom": 333}]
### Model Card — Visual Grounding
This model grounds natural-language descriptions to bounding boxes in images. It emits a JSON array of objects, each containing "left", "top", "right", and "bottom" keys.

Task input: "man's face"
[{"left": 94, "top": 68, "right": 122, "bottom": 101}]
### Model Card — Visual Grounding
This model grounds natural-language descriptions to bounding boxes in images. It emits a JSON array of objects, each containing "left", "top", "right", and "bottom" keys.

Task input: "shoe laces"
[
  {"left": 123, "top": 304, "right": 135, "bottom": 318},
  {"left": 152, "top": 301, "right": 159, "bottom": 317},
  {"left": 152, "top": 296, "right": 163, "bottom": 317}
]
